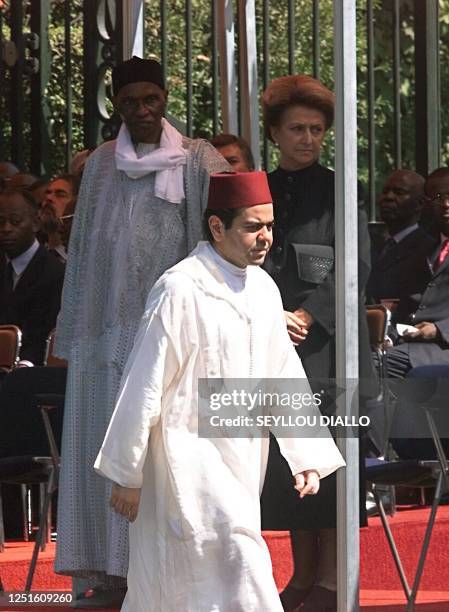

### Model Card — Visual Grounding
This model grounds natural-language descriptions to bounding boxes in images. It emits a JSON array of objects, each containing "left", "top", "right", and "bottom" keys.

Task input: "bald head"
[
  {"left": 379, "top": 169, "right": 425, "bottom": 234},
  {"left": 0, "top": 161, "right": 19, "bottom": 180},
  {"left": 8, "top": 173, "right": 39, "bottom": 189}
]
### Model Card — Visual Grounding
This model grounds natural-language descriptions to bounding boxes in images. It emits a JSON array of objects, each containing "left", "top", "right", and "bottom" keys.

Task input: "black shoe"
[
  {"left": 279, "top": 584, "right": 312, "bottom": 611},
  {"left": 70, "top": 588, "right": 126, "bottom": 609},
  {"left": 300, "top": 586, "right": 337, "bottom": 612}
]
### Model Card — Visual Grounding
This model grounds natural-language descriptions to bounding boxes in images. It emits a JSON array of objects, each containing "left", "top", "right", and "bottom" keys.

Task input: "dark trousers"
[
  {"left": 0, "top": 367, "right": 66, "bottom": 538},
  {"left": 378, "top": 344, "right": 449, "bottom": 459}
]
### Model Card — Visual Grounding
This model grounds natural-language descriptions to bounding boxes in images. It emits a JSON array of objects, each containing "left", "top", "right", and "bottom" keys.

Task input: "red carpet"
[{"left": 1, "top": 506, "right": 449, "bottom": 610}]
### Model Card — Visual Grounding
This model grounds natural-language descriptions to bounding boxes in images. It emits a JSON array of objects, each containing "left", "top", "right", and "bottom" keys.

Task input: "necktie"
[
  {"left": 4, "top": 261, "right": 14, "bottom": 292},
  {"left": 433, "top": 239, "right": 449, "bottom": 272},
  {"left": 379, "top": 237, "right": 396, "bottom": 260}
]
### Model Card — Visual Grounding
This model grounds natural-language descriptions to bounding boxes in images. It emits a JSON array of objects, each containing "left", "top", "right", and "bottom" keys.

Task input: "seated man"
[
  {"left": 387, "top": 167, "right": 449, "bottom": 372},
  {"left": 380, "top": 168, "right": 449, "bottom": 457},
  {"left": 210, "top": 133, "right": 255, "bottom": 172},
  {"left": 39, "top": 174, "right": 79, "bottom": 262},
  {"left": 0, "top": 188, "right": 65, "bottom": 539},
  {"left": 367, "top": 169, "right": 435, "bottom": 304},
  {"left": 0, "top": 188, "right": 65, "bottom": 366}
]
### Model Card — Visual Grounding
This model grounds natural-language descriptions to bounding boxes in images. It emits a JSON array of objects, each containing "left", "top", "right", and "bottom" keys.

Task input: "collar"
[
  {"left": 390, "top": 223, "right": 419, "bottom": 243},
  {"left": 207, "top": 243, "right": 247, "bottom": 279},
  {"left": 50, "top": 244, "right": 68, "bottom": 262},
  {"left": 7, "top": 239, "right": 40, "bottom": 278}
]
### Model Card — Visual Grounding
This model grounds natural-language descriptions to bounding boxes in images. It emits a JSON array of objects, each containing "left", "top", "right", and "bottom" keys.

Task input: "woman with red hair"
[{"left": 260, "top": 75, "right": 374, "bottom": 612}]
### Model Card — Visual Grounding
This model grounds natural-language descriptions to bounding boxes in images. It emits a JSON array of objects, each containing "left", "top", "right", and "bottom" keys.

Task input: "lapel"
[
  {"left": 0, "top": 255, "right": 13, "bottom": 297},
  {"left": 431, "top": 249, "right": 449, "bottom": 279},
  {"left": 12, "top": 246, "right": 44, "bottom": 295},
  {"left": 377, "top": 230, "right": 422, "bottom": 268}
]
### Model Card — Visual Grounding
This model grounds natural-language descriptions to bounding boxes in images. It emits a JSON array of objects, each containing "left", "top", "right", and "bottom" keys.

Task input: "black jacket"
[
  {"left": 367, "top": 227, "right": 437, "bottom": 303},
  {"left": 0, "top": 245, "right": 65, "bottom": 364},
  {"left": 266, "top": 163, "right": 376, "bottom": 393},
  {"left": 394, "top": 240, "right": 449, "bottom": 368}
]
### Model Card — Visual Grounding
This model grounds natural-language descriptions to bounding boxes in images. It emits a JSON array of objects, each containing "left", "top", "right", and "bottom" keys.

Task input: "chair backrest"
[
  {"left": 366, "top": 305, "right": 388, "bottom": 350},
  {"left": 43, "top": 329, "right": 67, "bottom": 368},
  {"left": 0, "top": 325, "right": 22, "bottom": 369}
]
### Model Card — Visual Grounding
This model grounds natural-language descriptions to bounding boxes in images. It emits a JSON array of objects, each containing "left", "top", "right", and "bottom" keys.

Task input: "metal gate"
[{"left": 0, "top": 0, "right": 447, "bottom": 210}]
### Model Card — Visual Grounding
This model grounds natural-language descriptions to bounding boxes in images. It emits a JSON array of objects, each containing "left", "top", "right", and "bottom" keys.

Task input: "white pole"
[
  {"left": 122, "top": 0, "right": 144, "bottom": 60},
  {"left": 217, "top": 0, "right": 238, "bottom": 134},
  {"left": 334, "top": 1, "right": 360, "bottom": 611},
  {"left": 237, "top": 0, "right": 260, "bottom": 168}
]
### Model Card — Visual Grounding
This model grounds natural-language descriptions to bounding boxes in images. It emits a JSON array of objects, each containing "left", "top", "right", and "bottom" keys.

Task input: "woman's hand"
[
  {"left": 294, "top": 470, "right": 320, "bottom": 498},
  {"left": 285, "top": 311, "right": 309, "bottom": 345},
  {"left": 293, "top": 308, "right": 314, "bottom": 330},
  {"left": 110, "top": 483, "right": 141, "bottom": 522}
]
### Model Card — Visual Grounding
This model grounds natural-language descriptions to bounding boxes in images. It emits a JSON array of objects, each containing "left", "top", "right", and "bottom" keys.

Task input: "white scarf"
[{"left": 115, "top": 118, "right": 187, "bottom": 204}]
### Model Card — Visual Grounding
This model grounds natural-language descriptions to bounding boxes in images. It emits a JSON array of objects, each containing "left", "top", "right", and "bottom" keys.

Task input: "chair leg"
[
  {"left": 387, "top": 484, "right": 396, "bottom": 517},
  {"left": 25, "top": 469, "right": 55, "bottom": 591},
  {"left": 39, "top": 482, "right": 47, "bottom": 552},
  {"left": 0, "top": 485, "right": 5, "bottom": 552},
  {"left": 374, "top": 473, "right": 444, "bottom": 612},
  {"left": 373, "top": 485, "right": 412, "bottom": 601},
  {"left": 21, "top": 484, "right": 29, "bottom": 542},
  {"left": 409, "top": 472, "right": 444, "bottom": 607},
  {"left": 47, "top": 494, "right": 52, "bottom": 544}
]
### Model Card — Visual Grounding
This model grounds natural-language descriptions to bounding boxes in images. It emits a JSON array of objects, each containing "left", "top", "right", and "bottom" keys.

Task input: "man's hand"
[
  {"left": 110, "top": 483, "right": 141, "bottom": 522},
  {"left": 285, "top": 311, "right": 309, "bottom": 345},
  {"left": 403, "top": 322, "right": 438, "bottom": 342},
  {"left": 294, "top": 470, "right": 320, "bottom": 498}
]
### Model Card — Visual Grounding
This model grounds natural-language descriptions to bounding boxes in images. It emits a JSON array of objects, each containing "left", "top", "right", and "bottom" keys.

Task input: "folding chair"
[
  {"left": 0, "top": 325, "right": 22, "bottom": 371},
  {"left": 43, "top": 328, "right": 67, "bottom": 368},
  {"left": 0, "top": 400, "right": 61, "bottom": 589},
  {"left": 0, "top": 325, "right": 22, "bottom": 552},
  {"left": 365, "top": 305, "right": 394, "bottom": 456},
  {"left": 0, "top": 331, "right": 65, "bottom": 588},
  {"left": 365, "top": 366, "right": 449, "bottom": 611}
]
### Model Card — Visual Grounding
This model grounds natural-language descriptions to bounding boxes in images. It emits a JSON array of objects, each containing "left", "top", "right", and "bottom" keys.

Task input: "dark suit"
[
  {"left": 0, "top": 245, "right": 65, "bottom": 365},
  {"left": 386, "top": 239, "right": 449, "bottom": 373},
  {"left": 381, "top": 243, "right": 449, "bottom": 460},
  {"left": 367, "top": 227, "right": 436, "bottom": 304}
]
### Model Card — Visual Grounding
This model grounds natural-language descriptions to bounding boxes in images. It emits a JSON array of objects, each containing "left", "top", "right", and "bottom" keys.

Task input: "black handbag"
[{"left": 289, "top": 243, "right": 334, "bottom": 284}]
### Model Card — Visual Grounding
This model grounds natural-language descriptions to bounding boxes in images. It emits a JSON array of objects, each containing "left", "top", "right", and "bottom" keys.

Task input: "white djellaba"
[{"left": 95, "top": 241, "right": 345, "bottom": 612}]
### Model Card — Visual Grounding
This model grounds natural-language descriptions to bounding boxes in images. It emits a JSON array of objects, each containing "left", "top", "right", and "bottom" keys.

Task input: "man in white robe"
[
  {"left": 54, "top": 57, "right": 228, "bottom": 604},
  {"left": 95, "top": 172, "right": 345, "bottom": 611}
]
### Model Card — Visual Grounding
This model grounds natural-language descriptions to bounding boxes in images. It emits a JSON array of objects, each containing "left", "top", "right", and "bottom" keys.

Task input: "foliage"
[{"left": 1, "top": 0, "right": 449, "bottom": 207}]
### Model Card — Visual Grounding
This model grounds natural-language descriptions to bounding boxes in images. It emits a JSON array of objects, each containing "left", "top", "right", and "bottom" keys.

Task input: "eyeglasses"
[{"left": 430, "top": 193, "right": 449, "bottom": 205}]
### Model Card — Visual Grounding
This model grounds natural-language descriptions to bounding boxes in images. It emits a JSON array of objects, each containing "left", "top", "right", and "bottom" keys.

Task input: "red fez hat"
[{"left": 207, "top": 171, "right": 272, "bottom": 211}]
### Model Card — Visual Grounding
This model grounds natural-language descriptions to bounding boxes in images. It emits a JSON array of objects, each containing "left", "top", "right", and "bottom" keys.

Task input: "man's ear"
[
  {"left": 415, "top": 194, "right": 426, "bottom": 212},
  {"left": 208, "top": 215, "right": 225, "bottom": 242}
]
